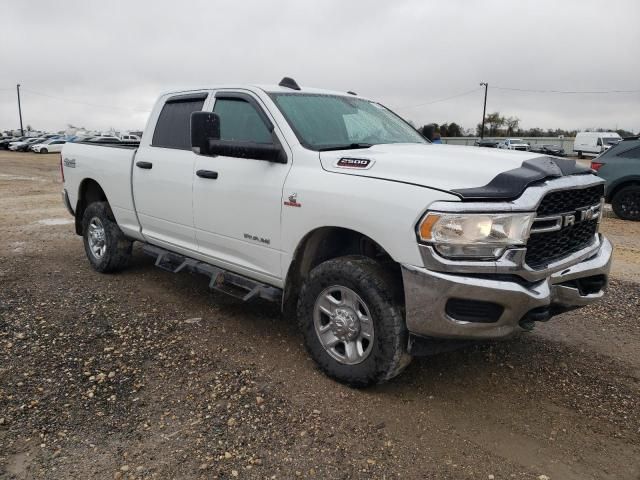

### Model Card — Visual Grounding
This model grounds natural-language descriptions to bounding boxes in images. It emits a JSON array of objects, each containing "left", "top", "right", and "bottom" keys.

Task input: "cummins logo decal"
[{"left": 336, "top": 157, "right": 373, "bottom": 169}]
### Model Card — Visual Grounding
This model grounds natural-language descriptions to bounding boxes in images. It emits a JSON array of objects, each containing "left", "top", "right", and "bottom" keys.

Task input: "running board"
[{"left": 143, "top": 244, "right": 281, "bottom": 303}]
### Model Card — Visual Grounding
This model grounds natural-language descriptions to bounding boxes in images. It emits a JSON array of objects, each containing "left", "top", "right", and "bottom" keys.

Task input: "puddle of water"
[{"left": 36, "top": 218, "right": 74, "bottom": 226}]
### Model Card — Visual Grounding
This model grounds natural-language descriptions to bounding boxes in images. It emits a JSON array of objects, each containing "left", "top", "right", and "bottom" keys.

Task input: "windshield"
[
  {"left": 603, "top": 137, "right": 620, "bottom": 145},
  {"left": 269, "top": 93, "right": 427, "bottom": 151}
]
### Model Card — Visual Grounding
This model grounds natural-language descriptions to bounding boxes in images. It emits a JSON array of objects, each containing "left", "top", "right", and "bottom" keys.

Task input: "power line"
[
  {"left": 492, "top": 86, "right": 640, "bottom": 94},
  {"left": 396, "top": 88, "right": 482, "bottom": 110},
  {"left": 20, "top": 88, "right": 149, "bottom": 113}
]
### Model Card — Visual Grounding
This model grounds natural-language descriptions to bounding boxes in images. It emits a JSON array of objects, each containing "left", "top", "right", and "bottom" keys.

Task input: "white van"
[{"left": 573, "top": 131, "right": 622, "bottom": 157}]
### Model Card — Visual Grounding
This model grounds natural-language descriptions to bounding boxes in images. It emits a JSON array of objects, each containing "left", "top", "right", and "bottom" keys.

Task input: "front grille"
[
  {"left": 536, "top": 184, "right": 604, "bottom": 216},
  {"left": 525, "top": 219, "right": 598, "bottom": 269},
  {"left": 525, "top": 184, "right": 603, "bottom": 269}
]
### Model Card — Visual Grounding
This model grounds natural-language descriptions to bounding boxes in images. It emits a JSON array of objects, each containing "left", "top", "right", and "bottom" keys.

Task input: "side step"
[{"left": 143, "top": 244, "right": 282, "bottom": 303}]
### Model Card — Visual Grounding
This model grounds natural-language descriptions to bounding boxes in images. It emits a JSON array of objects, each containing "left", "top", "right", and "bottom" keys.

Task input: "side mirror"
[
  {"left": 191, "top": 111, "right": 220, "bottom": 155},
  {"left": 206, "top": 140, "right": 287, "bottom": 163},
  {"left": 191, "top": 111, "right": 286, "bottom": 163}
]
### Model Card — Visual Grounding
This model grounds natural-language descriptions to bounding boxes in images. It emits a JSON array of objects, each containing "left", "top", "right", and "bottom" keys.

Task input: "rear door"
[
  {"left": 193, "top": 91, "right": 292, "bottom": 284},
  {"left": 133, "top": 92, "right": 209, "bottom": 252}
]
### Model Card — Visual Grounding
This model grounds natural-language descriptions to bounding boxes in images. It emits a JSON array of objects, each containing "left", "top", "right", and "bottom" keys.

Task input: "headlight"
[{"left": 418, "top": 212, "right": 535, "bottom": 259}]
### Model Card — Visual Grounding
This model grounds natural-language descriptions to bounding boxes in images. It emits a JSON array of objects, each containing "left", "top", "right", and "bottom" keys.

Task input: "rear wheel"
[
  {"left": 612, "top": 185, "right": 640, "bottom": 221},
  {"left": 82, "top": 202, "right": 133, "bottom": 272},
  {"left": 577, "top": 150, "right": 583, "bottom": 159},
  {"left": 297, "top": 256, "right": 411, "bottom": 387}
]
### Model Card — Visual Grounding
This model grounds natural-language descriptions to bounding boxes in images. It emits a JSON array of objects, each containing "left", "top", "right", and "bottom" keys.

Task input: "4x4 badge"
[{"left": 284, "top": 193, "right": 302, "bottom": 208}]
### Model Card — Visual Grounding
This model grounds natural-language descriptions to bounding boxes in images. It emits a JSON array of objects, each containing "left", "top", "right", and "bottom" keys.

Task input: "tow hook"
[{"left": 518, "top": 307, "right": 551, "bottom": 331}]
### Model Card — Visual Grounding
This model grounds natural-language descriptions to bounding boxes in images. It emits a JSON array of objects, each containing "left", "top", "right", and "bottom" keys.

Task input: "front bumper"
[{"left": 402, "top": 236, "right": 612, "bottom": 339}]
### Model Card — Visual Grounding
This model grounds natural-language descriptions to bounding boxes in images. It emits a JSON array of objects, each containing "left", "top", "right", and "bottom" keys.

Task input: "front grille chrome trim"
[{"left": 419, "top": 235, "right": 602, "bottom": 283}]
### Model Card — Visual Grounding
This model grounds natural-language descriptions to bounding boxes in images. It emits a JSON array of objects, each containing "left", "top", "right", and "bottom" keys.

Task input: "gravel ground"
[{"left": 1, "top": 151, "right": 639, "bottom": 479}]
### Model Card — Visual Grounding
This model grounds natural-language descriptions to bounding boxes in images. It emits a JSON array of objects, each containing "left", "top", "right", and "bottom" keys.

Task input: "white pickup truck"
[{"left": 61, "top": 78, "right": 612, "bottom": 386}]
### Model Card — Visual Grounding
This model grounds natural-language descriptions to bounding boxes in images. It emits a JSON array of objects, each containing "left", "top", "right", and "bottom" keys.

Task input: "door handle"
[
  {"left": 136, "top": 161, "right": 153, "bottom": 169},
  {"left": 196, "top": 169, "right": 219, "bottom": 179}
]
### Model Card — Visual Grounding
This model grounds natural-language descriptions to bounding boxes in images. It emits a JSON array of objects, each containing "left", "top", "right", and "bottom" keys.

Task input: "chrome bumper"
[{"left": 402, "top": 236, "right": 612, "bottom": 339}]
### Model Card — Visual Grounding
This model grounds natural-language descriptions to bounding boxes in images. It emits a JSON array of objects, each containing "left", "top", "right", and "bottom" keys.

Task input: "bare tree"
[{"left": 505, "top": 116, "right": 520, "bottom": 135}]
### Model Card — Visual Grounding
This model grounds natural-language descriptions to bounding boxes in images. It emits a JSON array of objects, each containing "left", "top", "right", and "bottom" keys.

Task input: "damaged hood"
[{"left": 319, "top": 143, "right": 590, "bottom": 199}]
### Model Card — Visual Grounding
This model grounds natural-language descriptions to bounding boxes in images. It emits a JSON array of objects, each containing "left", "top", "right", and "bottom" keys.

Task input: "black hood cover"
[{"left": 452, "top": 156, "right": 591, "bottom": 201}]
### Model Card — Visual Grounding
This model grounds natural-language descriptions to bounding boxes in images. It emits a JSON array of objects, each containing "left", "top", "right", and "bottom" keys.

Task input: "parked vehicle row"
[{"left": 0, "top": 133, "right": 141, "bottom": 153}]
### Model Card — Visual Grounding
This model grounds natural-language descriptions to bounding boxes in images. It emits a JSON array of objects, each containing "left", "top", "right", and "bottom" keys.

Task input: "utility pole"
[
  {"left": 479, "top": 82, "right": 488, "bottom": 139},
  {"left": 16, "top": 84, "right": 24, "bottom": 136}
]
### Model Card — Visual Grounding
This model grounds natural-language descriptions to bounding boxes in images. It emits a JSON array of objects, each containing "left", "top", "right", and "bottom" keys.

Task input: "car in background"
[
  {"left": 497, "top": 138, "right": 530, "bottom": 151},
  {"left": 86, "top": 136, "right": 122, "bottom": 143},
  {"left": 121, "top": 134, "right": 141, "bottom": 142},
  {"left": 31, "top": 138, "right": 67, "bottom": 154},
  {"left": 1, "top": 136, "right": 27, "bottom": 149},
  {"left": 591, "top": 136, "right": 640, "bottom": 221},
  {"left": 529, "top": 144, "right": 567, "bottom": 157},
  {"left": 8, "top": 137, "right": 47, "bottom": 151},
  {"left": 573, "top": 131, "right": 621, "bottom": 158},
  {"left": 474, "top": 138, "right": 500, "bottom": 148}
]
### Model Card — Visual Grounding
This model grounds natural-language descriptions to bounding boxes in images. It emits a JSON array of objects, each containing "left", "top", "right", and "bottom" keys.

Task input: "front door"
[{"left": 193, "top": 91, "right": 292, "bottom": 284}]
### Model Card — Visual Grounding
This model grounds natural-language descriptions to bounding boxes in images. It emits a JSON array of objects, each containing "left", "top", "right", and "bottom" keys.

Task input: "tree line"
[{"left": 418, "top": 112, "right": 637, "bottom": 138}]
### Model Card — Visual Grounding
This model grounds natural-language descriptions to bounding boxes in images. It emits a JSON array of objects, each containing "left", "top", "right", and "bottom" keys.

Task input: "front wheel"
[
  {"left": 612, "top": 185, "right": 640, "bottom": 221},
  {"left": 40, "top": 148, "right": 48, "bottom": 154},
  {"left": 297, "top": 256, "right": 411, "bottom": 387},
  {"left": 82, "top": 202, "right": 133, "bottom": 272}
]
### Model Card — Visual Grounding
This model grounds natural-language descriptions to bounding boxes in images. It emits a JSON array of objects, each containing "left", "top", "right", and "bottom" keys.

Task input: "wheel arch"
[
  {"left": 606, "top": 176, "right": 640, "bottom": 203},
  {"left": 74, "top": 178, "right": 110, "bottom": 235},
  {"left": 282, "top": 226, "right": 403, "bottom": 316}
]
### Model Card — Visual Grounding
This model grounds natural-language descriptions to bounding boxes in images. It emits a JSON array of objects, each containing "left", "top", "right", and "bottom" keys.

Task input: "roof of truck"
[{"left": 159, "top": 79, "right": 365, "bottom": 100}]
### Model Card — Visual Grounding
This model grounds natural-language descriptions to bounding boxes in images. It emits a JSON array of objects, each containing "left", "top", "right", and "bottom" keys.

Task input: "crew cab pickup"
[{"left": 61, "top": 77, "right": 612, "bottom": 386}]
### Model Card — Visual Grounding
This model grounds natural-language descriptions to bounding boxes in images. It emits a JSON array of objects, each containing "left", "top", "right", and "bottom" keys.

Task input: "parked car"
[
  {"left": 87, "top": 136, "right": 122, "bottom": 143},
  {"left": 121, "top": 134, "right": 141, "bottom": 142},
  {"left": 474, "top": 139, "right": 500, "bottom": 148},
  {"left": 60, "top": 79, "right": 611, "bottom": 386},
  {"left": 591, "top": 136, "right": 640, "bottom": 220},
  {"left": 31, "top": 138, "right": 67, "bottom": 153},
  {"left": 8, "top": 137, "right": 47, "bottom": 151},
  {"left": 1, "top": 136, "right": 26, "bottom": 149},
  {"left": 573, "top": 131, "right": 621, "bottom": 158},
  {"left": 497, "top": 138, "right": 530, "bottom": 151},
  {"left": 529, "top": 144, "right": 567, "bottom": 157}
]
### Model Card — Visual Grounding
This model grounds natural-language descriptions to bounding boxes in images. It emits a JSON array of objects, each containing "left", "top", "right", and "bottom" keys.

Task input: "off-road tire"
[
  {"left": 82, "top": 201, "right": 132, "bottom": 272},
  {"left": 611, "top": 185, "right": 640, "bottom": 221},
  {"left": 297, "top": 255, "right": 412, "bottom": 387}
]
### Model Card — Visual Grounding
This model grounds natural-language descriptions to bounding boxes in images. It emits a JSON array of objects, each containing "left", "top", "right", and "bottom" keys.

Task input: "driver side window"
[{"left": 213, "top": 98, "right": 273, "bottom": 144}]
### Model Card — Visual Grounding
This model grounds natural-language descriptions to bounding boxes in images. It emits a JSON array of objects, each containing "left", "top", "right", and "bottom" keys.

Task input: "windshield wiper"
[{"left": 317, "top": 143, "right": 373, "bottom": 152}]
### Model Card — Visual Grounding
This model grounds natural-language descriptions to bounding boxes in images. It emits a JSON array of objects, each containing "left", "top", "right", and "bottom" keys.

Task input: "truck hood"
[{"left": 319, "top": 143, "right": 546, "bottom": 193}]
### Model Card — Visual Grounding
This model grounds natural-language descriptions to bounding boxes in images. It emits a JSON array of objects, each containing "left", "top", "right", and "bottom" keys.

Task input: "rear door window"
[{"left": 152, "top": 94, "right": 207, "bottom": 149}]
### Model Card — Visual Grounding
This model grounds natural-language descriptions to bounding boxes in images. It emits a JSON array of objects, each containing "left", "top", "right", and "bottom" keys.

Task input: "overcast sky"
[{"left": 1, "top": 0, "right": 638, "bottom": 134}]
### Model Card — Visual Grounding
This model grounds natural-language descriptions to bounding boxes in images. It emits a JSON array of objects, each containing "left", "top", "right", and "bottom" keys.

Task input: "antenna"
[{"left": 278, "top": 77, "right": 301, "bottom": 91}]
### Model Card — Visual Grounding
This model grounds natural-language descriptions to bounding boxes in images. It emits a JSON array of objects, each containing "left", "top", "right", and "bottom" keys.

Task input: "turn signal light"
[{"left": 418, "top": 213, "right": 441, "bottom": 241}]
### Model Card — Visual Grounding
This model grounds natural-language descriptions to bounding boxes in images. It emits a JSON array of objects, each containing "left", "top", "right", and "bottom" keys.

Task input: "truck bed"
[{"left": 62, "top": 141, "right": 142, "bottom": 240}]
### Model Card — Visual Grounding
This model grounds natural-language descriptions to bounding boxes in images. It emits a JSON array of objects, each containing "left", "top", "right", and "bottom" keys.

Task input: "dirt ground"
[{"left": 1, "top": 151, "right": 639, "bottom": 480}]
